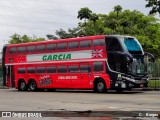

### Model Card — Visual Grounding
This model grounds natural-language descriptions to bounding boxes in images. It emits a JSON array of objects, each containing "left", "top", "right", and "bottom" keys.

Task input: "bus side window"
[
  {"left": 68, "top": 42, "right": 79, "bottom": 49},
  {"left": 93, "top": 62, "right": 103, "bottom": 72},
  {"left": 18, "top": 68, "right": 26, "bottom": 74},
  {"left": 37, "top": 67, "right": 46, "bottom": 73},
  {"left": 80, "top": 40, "right": 91, "bottom": 48},
  {"left": 27, "top": 67, "right": 36, "bottom": 73},
  {"left": 47, "top": 66, "right": 56, "bottom": 73},
  {"left": 17, "top": 46, "right": 26, "bottom": 53},
  {"left": 57, "top": 66, "right": 67, "bottom": 73},
  {"left": 80, "top": 65, "right": 91, "bottom": 72},
  {"left": 106, "top": 38, "right": 122, "bottom": 51},
  {"left": 93, "top": 39, "right": 105, "bottom": 46},
  {"left": 68, "top": 66, "right": 79, "bottom": 73},
  {"left": 37, "top": 45, "right": 46, "bottom": 52},
  {"left": 27, "top": 46, "right": 36, "bottom": 52},
  {"left": 9, "top": 47, "right": 17, "bottom": 53},
  {"left": 57, "top": 43, "right": 67, "bottom": 50},
  {"left": 46, "top": 44, "right": 56, "bottom": 51}
]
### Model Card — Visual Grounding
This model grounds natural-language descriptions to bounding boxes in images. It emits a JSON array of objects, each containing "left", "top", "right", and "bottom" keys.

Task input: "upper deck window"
[
  {"left": 93, "top": 39, "right": 105, "bottom": 46},
  {"left": 68, "top": 42, "right": 79, "bottom": 49},
  {"left": 57, "top": 43, "right": 67, "bottom": 50},
  {"left": 9, "top": 47, "right": 17, "bottom": 53},
  {"left": 17, "top": 46, "right": 26, "bottom": 53},
  {"left": 124, "top": 38, "right": 142, "bottom": 51},
  {"left": 80, "top": 40, "right": 91, "bottom": 48},
  {"left": 27, "top": 46, "right": 36, "bottom": 52},
  {"left": 106, "top": 38, "right": 122, "bottom": 51},
  {"left": 37, "top": 44, "right": 45, "bottom": 51},
  {"left": 47, "top": 44, "right": 56, "bottom": 51}
]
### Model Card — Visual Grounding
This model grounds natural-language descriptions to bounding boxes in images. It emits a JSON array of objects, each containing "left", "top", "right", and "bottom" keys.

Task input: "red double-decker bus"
[{"left": 2, "top": 35, "right": 154, "bottom": 92}]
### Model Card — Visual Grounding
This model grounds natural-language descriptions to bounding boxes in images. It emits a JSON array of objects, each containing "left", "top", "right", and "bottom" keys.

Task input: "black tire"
[
  {"left": 18, "top": 80, "right": 28, "bottom": 91},
  {"left": 29, "top": 80, "right": 37, "bottom": 91},
  {"left": 94, "top": 79, "right": 107, "bottom": 93}
]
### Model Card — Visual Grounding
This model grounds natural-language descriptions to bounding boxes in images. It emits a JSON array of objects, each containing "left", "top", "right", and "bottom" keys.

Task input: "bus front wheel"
[
  {"left": 18, "top": 80, "right": 28, "bottom": 91},
  {"left": 29, "top": 80, "right": 37, "bottom": 91},
  {"left": 94, "top": 79, "right": 107, "bottom": 93}
]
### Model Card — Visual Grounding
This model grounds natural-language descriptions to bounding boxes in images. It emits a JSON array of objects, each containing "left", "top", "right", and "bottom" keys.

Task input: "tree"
[
  {"left": 46, "top": 34, "right": 58, "bottom": 40},
  {"left": 146, "top": 0, "right": 160, "bottom": 14},
  {"left": 9, "top": 34, "right": 45, "bottom": 44},
  {"left": 9, "top": 33, "right": 22, "bottom": 44},
  {"left": 114, "top": 5, "right": 123, "bottom": 18},
  {"left": 90, "top": 13, "right": 99, "bottom": 26},
  {"left": 48, "top": 6, "right": 160, "bottom": 58},
  {"left": 77, "top": 7, "right": 92, "bottom": 24}
]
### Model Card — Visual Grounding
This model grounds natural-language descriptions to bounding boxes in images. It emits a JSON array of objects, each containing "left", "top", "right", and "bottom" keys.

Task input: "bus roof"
[
  {"left": 5, "top": 35, "right": 135, "bottom": 47},
  {"left": 5, "top": 35, "right": 105, "bottom": 47}
]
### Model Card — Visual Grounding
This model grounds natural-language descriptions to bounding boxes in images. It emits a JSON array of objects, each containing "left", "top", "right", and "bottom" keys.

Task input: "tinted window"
[
  {"left": 57, "top": 66, "right": 67, "bottom": 73},
  {"left": 94, "top": 62, "right": 103, "bottom": 72},
  {"left": 68, "top": 66, "right": 79, "bottom": 73},
  {"left": 68, "top": 42, "right": 79, "bottom": 49},
  {"left": 80, "top": 65, "right": 91, "bottom": 72},
  {"left": 37, "top": 67, "right": 46, "bottom": 73},
  {"left": 17, "top": 47, "right": 26, "bottom": 53},
  {"left": 47, "top": 66, "right": 56, "bottom": 73},
  {"left": 57, "top": 43, "right": 67, "bottom": 50},
  {"left": 47, "top": 44, "right": 56, "bottom": 51},
  {"left": 37, "top": 45, "right": 45, "bottom": 51},
  {"left": 106, "top": 38, "right": 122, "bottom": 51},
  {"left": 27, "top": 67, "right": 35, "bottom": 73},
  {"left": 18, "top": 68, "right": 26, "bottom": 74},
  {"left": 93, "top": 39, "right": 105, "bottom": 46},
  {"left": 27, "top": 46, "right": 35, "bottom": 52},
  {"left": 9, "top": 47, "right": 16, "bottom": 53},
  {"left": 80, "top": 40, "right": 91, "bottom": 48}
]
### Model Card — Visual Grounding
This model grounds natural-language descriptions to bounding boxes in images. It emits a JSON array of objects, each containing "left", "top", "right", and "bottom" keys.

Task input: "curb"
[
  {"left": 142, "top": 88, "right": 160, "bottom": 91},
  {"left": 0, "top": 86, "right": 9, "bottom": 89}
]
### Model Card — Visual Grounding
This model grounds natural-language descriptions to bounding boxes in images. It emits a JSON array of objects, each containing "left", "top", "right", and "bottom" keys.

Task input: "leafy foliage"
[
  {"left": 51, "top": 7, "right": 160, "bottom": 58},
  {"left": 77, "top": 7, "right": 92, "bottom": 24},
  {"left": 8, "top": 33, "right": 45, "bottom": 44},
  {"left": 9, "top": 6, "right": 160, "bottom": 59},
  {"left": 146, "top": 0, "right": 160, "bottom": 14}
]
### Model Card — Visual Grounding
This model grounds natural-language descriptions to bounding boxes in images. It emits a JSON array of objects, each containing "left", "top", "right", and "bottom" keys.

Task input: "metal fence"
[{"left": 147, "top": 62, "right": 160, "bottom": 90}]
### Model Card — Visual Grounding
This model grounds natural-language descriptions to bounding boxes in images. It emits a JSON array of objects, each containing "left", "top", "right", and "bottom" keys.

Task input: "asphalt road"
[{"left": 0, "top": 89, "right": 159, "bottom": 119}]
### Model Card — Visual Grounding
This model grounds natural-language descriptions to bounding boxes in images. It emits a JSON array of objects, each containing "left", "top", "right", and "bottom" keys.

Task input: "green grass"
[{"left": 148, "top": 80, "right": 160, "bottom": 88}]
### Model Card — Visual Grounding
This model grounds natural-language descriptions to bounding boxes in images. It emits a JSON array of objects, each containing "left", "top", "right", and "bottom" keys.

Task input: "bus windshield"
[{"left": 123, "top": 38, "right": 143, "bottom": 54}]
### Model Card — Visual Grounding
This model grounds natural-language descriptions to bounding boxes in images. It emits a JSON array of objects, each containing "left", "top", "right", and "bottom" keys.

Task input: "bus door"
[
  {"left": 79, "top": 63, "right": 92, "bottom": 88},
  {"left": 6, "top": 65, "right": 15, "bottom": 87}
]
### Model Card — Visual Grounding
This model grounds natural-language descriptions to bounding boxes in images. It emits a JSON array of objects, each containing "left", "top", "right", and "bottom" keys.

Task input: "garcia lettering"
[{"left": 42, "top": 54, "right": 71, "bottom": 61}]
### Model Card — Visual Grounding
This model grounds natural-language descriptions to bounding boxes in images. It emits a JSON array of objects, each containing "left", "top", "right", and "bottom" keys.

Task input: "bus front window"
[{"left": 123, "top": 38, "right": 143, "bottom": 54}]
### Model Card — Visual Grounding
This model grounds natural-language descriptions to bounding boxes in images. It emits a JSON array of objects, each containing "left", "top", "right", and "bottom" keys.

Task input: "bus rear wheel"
[
  {"left": 18, "top": 80, "right": 28, "bottom": 91},
  {"left": 94, "top": 79, "right": 107, "bottom": 93},
  {"left": 29, "top": 80, "right": 37, "bottom": 91}
]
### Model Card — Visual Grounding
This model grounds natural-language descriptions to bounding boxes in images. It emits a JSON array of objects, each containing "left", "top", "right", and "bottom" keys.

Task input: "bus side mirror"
[{"left": 144, "top": 52, "right": 155, "bottom": 63}]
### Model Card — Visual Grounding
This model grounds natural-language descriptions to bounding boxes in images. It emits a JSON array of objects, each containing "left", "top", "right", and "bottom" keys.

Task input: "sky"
[{"left": 0, "top": 0, "right": 156, "bottom": 51}]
